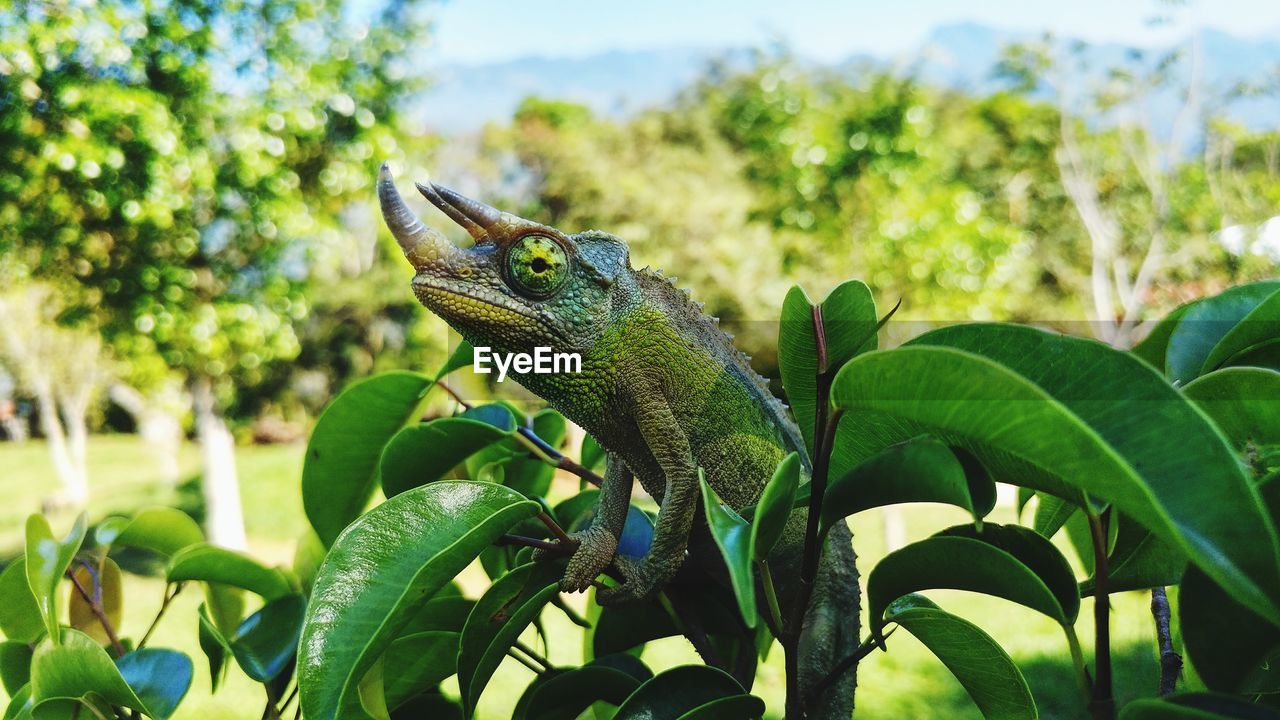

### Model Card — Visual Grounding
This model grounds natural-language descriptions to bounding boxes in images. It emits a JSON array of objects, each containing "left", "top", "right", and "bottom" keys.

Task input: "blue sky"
[{"left": 424, "top": 0, "right": 1280, "bottom": 64}]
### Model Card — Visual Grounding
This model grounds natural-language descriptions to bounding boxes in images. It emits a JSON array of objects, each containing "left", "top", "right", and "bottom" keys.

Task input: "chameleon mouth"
[{"left": 412, "top": 278, "right": 552, "bottom": 330}]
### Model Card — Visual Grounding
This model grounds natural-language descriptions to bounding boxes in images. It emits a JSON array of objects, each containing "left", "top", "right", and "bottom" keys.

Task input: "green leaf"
[
  {"left": 380, "top": 418, "right": 511, "bottom": 498},
  {"left": 613, "top": 665, "right": 750, "bottom": 720},
  {"left": 166, "top": 544, "right": 292, "bottom": 600},
  {"left": 0, "top": 561, "right": 43, "bottom": 643},
  {"left": 884, "top": 595, "right": 1036, "bottom": 720},
  {"left": 517, "top": 661, "right": 643, "bottom": 720},
  {"left": 1183, "top": 368, "right": 1280, "bottom": 451},
  {"left": 0, "top": 642, "right": 32, "bottom": 696},
  {"left": 25, "top": 513, "right": 86, "bottom": 644},
  {"left": 382, "top": 631, "right": 459, "bottom": 711},
  {"left": 676, "top": 695, "right": 766, "bottom": 719},
  {"left": 1131, "top": 301, "right": 1193, "bottom": 371},
  {"left": 299, "top": 481, "right": 539, "bottom": 720},
  {"left": 67, "top": 557, "right": 123, "bottom": 648},
  {"left": 1120, "top": 693, "right": 1280, "bottom": 719},
  {"left": 554, "top": 490, "right": 600, "bottom": 531},
  {"left": 228, "top": 593, "right": 305, "bottom": 682},
  {"left": 115, "top": 649, "right": 193, "bottom": 720},
  {"left": 1182, "top": 566, "right": 1280, "bottom": 695},
  {"left": 4, "top": 683, "right": 31, "bottom": 720},
  {"left": 436, "top": 340, "right": 475, "bottom": 380},
  {"left": 935, "top": 524, "right": 1080, "bottom": 624},
  {"left": 303, "top": 371, "right": 434, "bottom": 546},
  {"left": 457, "top": 562, "right": 562, "bottom": 717},
  {"left": 1080, "top": 513, "right": 1184, "bottom": 595},
  {"left": 1166, "top": 281, "right": 1280, "bottom": 383},
  {"left": 778, "top": 281, "right": 879, "bottom": 453},
  {"left": 832, "top": 324, "right": 1280, "bottom": 626},
  {"left": 867, "top": 534, "right": 1071, "bottom": 639},
  {"left": 820, "top": 437, "right": 983, "bottom": 537},
  {"left": 196, "top": 604, "right": 229, "bottom": 692},
  {"left": 95, "top": 508, "right": 203, "bottom": 557},
  {"left": 1202, "top": 288, "right": 1280, "bottom": 373},
  {"left": 581, "top": 435, "right": 606, "bottom": 472},
  {"left": 699, "top": 472, "right": 757, "bottom": 628},
  {"left": 30, "top": 628, "right": 190, "bottom": 720},
  {"left": 749, "top": 452, "right": 800, "bottom": 562},
  {"left": 1032, "top": 494, "right": 1076, "bottom": 539}
]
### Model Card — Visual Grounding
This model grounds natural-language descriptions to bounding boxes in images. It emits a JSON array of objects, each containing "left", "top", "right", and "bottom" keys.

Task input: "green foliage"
[{"left": 699, "top": 473, "right": 758, "bottom": 628}]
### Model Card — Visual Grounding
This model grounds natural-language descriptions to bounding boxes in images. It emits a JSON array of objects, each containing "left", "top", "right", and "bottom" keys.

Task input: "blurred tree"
[{"left": 0, "top": 0, "right": 434, "bottom": 546}]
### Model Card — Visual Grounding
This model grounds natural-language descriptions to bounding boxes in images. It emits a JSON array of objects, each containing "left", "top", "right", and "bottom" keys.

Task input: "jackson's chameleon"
[{"left": 378, "top": 164, "right": 858, "bottom": 717}]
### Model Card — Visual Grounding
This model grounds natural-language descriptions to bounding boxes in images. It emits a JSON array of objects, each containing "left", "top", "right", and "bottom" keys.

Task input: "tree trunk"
[
  {"left": 59, "top": 392, "right": 91, "bottom": 493},
  {"left": 109, "top": 383, "right": 184, "bottom": 487},
  {"left": 192, "top": 377, "right": 247, "bottom": 550},
  {"left": 33, "top": 380, "right": 88, "bottom": 505}
]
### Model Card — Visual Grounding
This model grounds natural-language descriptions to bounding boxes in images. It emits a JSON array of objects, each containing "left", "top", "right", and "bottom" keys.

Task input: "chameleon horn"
[
  {"left": 415, "top": 181, "right": 502, "bottom": 243},
  {"left": 377, "top": 163, "right": 456, "bottom": 269}
]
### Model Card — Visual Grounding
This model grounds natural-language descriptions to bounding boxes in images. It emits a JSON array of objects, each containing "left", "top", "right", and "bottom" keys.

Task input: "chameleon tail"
[{"left": 798, "top": 521, "right": 860, "bottom": 719}]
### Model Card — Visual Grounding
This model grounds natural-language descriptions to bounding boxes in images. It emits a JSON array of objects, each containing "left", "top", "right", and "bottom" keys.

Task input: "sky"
[{"left": 424, "top": 0, "right": 1280, "bottom": 65}]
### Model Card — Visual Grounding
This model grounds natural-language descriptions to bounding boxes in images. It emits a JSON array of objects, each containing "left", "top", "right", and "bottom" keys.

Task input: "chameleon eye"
[{"left": 506, "top": 234, "right": 569, "bottom": 298}]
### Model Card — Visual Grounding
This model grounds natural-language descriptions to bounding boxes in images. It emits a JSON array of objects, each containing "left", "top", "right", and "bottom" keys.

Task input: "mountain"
[{"left": 414, "top": 23, "right": 1280, "bottom": 134}]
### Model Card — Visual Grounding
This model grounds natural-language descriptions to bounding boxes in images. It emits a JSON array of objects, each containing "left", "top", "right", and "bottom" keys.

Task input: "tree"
[{"left": 0, "top": 0, "right": 433, "bottom": 546}]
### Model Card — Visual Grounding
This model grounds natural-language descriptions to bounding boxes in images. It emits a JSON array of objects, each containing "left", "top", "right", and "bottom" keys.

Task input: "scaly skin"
[{"left": 378, "top": 164, "right": 859, "bottom": 718}]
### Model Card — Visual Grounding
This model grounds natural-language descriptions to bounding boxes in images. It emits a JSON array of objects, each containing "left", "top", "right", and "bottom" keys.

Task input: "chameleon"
[{"left": 378, "top": 163, "right": 859, "bottom": 718}]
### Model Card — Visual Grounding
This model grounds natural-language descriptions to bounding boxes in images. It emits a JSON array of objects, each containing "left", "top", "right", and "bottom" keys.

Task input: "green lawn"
[{"left": 0, "top": 437, "right": 1166, "bottom": 719}]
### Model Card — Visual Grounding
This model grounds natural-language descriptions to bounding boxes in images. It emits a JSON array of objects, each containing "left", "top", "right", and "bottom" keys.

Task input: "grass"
[{"left": 0, "top": 437, "right": 1169, "bottom": 719}]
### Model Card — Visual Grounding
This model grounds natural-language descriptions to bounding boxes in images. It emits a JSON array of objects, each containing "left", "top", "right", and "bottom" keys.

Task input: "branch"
[
  {"left": 1150, "top": 587, "right": 1182, "bottom": 696},
  {"left": 67, "top": 564, "right": 126, "bottom": 657}
]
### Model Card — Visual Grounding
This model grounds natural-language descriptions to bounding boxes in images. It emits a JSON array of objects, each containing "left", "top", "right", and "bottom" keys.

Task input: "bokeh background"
[{"left": 1, "top": 0, "right": 1278, "bottom": 717}]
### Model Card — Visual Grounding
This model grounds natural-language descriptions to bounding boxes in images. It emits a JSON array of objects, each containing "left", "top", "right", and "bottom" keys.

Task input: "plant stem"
[
  {"left": 812, "top": 632, "right": 889, "bottom": 698},
  {"left": 498, "top": 534, "right": 567, "bottom": 553},
  {"left": 506, "top": 645, "right": 545, "bottom": 674},
  {"left": 1150, "top": 586, "right": 1181, "bottom": 695},
  {"left": 758, "top": 560, "right": 785, "bottom": 633},
  {"left": 138, "top": 582, "right": 185, "bottom": 649},
  {"left": 433, "top": 380, "right": 472, "bottom": 409},
  {"left": 1087, "top": 509, "right": 1114, "bottom": 720},
  {"left": 537, "top": 511, "right": 576, "bottom": 547},
  {"left": 511, "top": 426, "right": 604, "bottom": 487},
  {"left": 1064, "top": 623, "right": 1092, "bottom": 699},
  {"left": 513, "top": 640, "right": 555, "bottom": 671},
  {"left": 66, "top": 566, "right": 125, "bottom": 657}
]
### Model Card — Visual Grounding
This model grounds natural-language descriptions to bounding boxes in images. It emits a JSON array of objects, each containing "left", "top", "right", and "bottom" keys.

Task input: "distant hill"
[{"left": 415, "top": 23, "right": 1280, "bottom": 134}]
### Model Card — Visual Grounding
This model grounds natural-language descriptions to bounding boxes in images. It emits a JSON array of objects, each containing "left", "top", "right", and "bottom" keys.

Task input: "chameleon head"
[{"left": 377, "top": 163, "right": 631, "bottom": 355}]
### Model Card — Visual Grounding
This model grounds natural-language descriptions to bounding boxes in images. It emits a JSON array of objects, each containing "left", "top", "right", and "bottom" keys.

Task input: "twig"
[
  {"left": 505, "top": 646, "right": 545, "bottom": 674},
  {"left": 758, "top": 560, "right": 784, "bottom": 633},
  {"left": 498, "top": 534, "right": 568, "bottom": 553},
  {"left": 1087, "top": 510, "right": 1114, "bottom": 720},
  {"left": 537, "top": 511, "right": 577, "bottom": 547},
  {"left": 139, "top": 582, "right": 186, "bottom": 648},
  {"left": 433, "top": 380, "right": 472, "bottom": 410},
  {"left": 513, "top": 640, "right": 555, "bottom": 672},
  {"left": 66, "top": 565, "right": 125, "bottom": 657},
  {"left": 812, "top": 630, "right": 893, "bottom": 698},
  {"left": 1150, "top": 587, "right": 1181, "bottom": 695},
  {"left": 513, "top": 426, "right": 605, "bottom": 487},
  {"left": 277, "top": 684, "right": 299, "bottom": 715}
]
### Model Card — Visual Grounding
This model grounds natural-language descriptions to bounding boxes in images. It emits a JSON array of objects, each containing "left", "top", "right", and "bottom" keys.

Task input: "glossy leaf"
[
  {"left": 1080, "top": 513, "right": 1184, "bottom": 595},
  {"left": 383, "top": 631, "right": 459, "bottom": 711},
  {"left": 0, "top": 642, "right": 32, "bottom": 696},
  {"left": 303, "top": 371, "right": 434, "bottom": 546},
  {"left": 1120, "top": 693, "right": 1280, "bottom": 720},
  {"left": 95, "top": 508, "right": 203, "bottom": 557},
  {"left": 750, "top": 452, "right": 800, "bottom": 562},
  {"left": 299, "top": 481, "right": 538, "bottom": 720},
  {"left": 820, "top": 437, "right": 982, "bottom": 537},
  {"left": 613, "top": 665, "right": 751, "bottom": 720},
  {"left": 1166, "top": 281, "right": 1280, "bottom": 384},
  {"left": 25, "top": 513, "right": 86, "bottom": 643},
  {"left": 458, "top": 562, "right": 562, "bottom": 717},
  {"left": 115, "top": 649, "right": 194, "bottom": 720},
  {"left": 1132, "top": 301, "right": 1193, "bottom": 370},
  {"left": 435, "top": 340, "right": 475, "bottom": 380},
  {"left": 196, "top": 604, "right": 229, "bottom": 692},
  {"left": 30, "top": 629, "right": 189, "bottom": 719},
  {"left": 885, "top": 595, "right": 1036, "bottom": 720},
  {"left": 1183, "top": 368, "right": 1280, "bottom": 451},
  {"left": 0, "top": 560, "right": 43, "bottom": 643},
  {"left": 831, "top": 324, "right": 1280, "bottom": 625},
  {"left": 67, "top": 557, "right": 123, "bottom": 648},
  {"left": 936, "top": 524, "right": 1079, "bottom": 624},
  {"left": 380, "top": 418, "right": 510, "bottom": 498},
  {"left": 229, "top": 593, "right": 305, "bottom": 682},
  {"left": 1032, "top": 494, "right": 1075, "bottom": 539},
  {"left": 1202, "top": 288, "right": 1280, "bottom": 373},
  {"left": 518, "top": 661, "right": 643, "bottom": 720},
  {"left": 700, "top": 472, "right": 757, "bottom": 628},
  {"left": 676, "top": 695, "right": 766, "bottom": 719},
  {"left": 867, "top": 534, "right": 1071, "bottom": 639},
  {"left": 778, "top": 281, "right": 879, "bottom": 453},
  {"left": 166, "top": 544, "right": 292, "bottom": 600}
]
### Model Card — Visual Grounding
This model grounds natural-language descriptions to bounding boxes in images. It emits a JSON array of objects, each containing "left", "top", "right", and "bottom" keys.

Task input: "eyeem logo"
[{"left": 473, "top": 346, "right": 582, "bottom": 382}]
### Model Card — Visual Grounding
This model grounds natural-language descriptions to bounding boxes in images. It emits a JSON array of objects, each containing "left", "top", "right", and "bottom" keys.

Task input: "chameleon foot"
[
  {"left": 594, "top": 554, "right": 682, "bottom": 605},
  {"left": 551, "top": 525, "right": 617, "bottom": 593}
]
